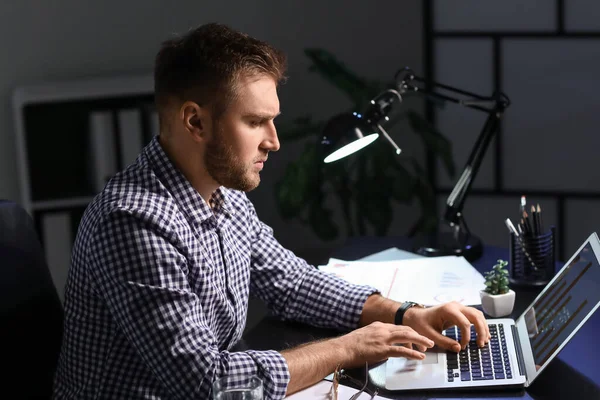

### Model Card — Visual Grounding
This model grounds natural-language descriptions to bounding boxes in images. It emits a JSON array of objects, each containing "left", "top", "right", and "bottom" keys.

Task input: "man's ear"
[{"left": 181, "top": 101, "right": 210, "bottom": 142}]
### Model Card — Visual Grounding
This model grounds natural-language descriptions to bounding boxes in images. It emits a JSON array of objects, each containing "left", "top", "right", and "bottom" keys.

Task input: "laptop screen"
[{"left": 521, "top": 236, "right": 600, "bottom": 371}]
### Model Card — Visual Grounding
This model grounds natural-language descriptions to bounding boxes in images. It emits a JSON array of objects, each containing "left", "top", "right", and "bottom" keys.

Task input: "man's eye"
[{"left": 250, "top": 120, "right": 261, "bottom": 127}]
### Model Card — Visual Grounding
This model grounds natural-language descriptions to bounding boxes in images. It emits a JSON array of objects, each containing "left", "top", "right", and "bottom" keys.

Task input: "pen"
[
  {"left": 505, "top": 218, "right": 539, "bottom": 271},
  {"left": 531, "top": 205, "right": 538, "bottom": 236},
  {"left": 536, "top": 204, "right": 543, "bottom": 233}
]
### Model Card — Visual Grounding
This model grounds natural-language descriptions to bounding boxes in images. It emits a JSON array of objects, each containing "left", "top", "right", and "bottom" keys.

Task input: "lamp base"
[{"left": 413, "top": 231, "right": 483, "bottom": 262}]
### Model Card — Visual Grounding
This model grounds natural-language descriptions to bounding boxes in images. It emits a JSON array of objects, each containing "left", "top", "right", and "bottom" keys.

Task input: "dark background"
[{"left": 2, "top": 1, "right": 600, "bottom": 317}]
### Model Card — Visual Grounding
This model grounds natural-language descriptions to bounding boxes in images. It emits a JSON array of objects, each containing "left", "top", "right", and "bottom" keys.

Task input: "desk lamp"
[{"left": 321, "top": 67, "right": 510, "bottom": 262}]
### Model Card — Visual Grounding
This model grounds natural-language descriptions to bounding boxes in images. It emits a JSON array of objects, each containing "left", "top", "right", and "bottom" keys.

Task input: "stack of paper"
[{"left": 318, "top": 250, "right": 485, "bottom": 306}]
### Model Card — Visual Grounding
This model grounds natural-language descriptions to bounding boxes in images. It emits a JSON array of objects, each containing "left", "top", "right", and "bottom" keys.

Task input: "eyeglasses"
[
  {"left": 329, "top": 364, "right": 340, "bottom": 400},
  {"left": 328, "top": 362, "right": 379, "bottom": 400}
]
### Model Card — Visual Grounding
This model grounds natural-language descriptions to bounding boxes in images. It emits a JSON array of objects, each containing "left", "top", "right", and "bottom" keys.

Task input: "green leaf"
[
  {"left": 408, "top": 213, "right": 439, "bottom": 236},
  {"left": 274, "top": 144, "right": 320, "bottom": 218},
  {"left": 272, "top": 48, "right": 457, "bottom": 242},
  {"left": 308, "top": 202, "right": 339, "bottom": 241},
  {"left": 304, "top": 48, "right": 383, "bottom": 108},
  {"left": 389, "top": 165, "right": 415, "bottom": 202},
  {"left": 360, "top": 193, "right": 393, "bottom": 236},
  {"left": 354, "top": 160, "right": 394, "bottom": 236},
  {"left": 274, "top": 165, "right": 303, "bottom": 218},
  {"left": 277, "top": 116, "right": 325, "bottom": 142},
  {"left": 406, "top": 111, "right": 456, "bottom": 178}
]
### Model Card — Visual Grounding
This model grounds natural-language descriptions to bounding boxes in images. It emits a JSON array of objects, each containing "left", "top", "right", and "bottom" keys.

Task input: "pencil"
[
  {"left": 520, "top": 218, "right": 528, "bottom": 235},
  {"left": 537, "top": 204, "right": 543, "bottom": 233},
  {"left": 505, "top": 218, "right": 539, "bottom": 271},
  {"left": 522, "top": 211, "right": 533, "bottom": 235},
  {"left": 531, "top": 205, "right": 537, "bottom": 235}
]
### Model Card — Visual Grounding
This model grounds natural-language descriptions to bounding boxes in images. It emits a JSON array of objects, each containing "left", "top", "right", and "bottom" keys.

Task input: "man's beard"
[{"left": 204, "top": 130, "right": 261, "bottom": 192}]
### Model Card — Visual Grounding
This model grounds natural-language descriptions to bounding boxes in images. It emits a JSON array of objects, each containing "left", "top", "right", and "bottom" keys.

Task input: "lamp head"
[
  {"left": 321, "top": 89, "right": 404, "bottom": 163},
  {"left": 321, "top": 112, "right": 379, "bottom": 163}
]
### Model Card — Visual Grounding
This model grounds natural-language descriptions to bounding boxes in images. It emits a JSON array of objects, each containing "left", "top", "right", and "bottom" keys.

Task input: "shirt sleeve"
[
  {"left": 245, "top": 197, "right": 379, "bottom": 331},
  {"left": 87, "top": 209, "right": 290, "bottom": 400}
]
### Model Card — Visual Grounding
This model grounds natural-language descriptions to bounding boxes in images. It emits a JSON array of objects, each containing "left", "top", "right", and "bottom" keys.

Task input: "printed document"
[
  {"left": 285, "top": 380, "right": 385, "bottom": 399},
  {"left": 319, "top": 254, "right": 485, "bottom": 306}
]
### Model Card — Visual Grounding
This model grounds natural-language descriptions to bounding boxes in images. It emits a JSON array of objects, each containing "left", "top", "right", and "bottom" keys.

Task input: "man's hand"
[
  {"left": 282, "top": 321, "right": 434, "bottom": 394},
  {"left": 336, "top": 321, "right": 435, "bottom": 368},
  {"left": 403, "top": 301, "right": 491, "bottom": 352}
]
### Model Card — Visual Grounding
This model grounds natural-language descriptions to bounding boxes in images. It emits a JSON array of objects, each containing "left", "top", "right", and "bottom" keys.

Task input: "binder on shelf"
[
  {"left": 41, "top": 212, "right": 73, "bottom": 303},
  {"left": 118, "top": 108, "right": 144, "bottom": 168},
  {"left": 88, "top": 110, "right": 117, "bottom": 193}
]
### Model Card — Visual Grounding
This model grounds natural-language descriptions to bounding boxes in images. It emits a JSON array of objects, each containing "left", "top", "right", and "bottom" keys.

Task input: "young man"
[{"left": 53, "top": 23, "right": 490, "bottom": 399}]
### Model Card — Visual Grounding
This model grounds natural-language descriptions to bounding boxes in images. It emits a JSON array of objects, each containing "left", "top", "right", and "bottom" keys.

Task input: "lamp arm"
[
  {"left": 394, "top": 67, "right": 510, "bottom": 227},
  {"left": 396, "top": 68, "right": 509, "bottom": 113},
  {"left": 443, "top": 107, "right": 504, "bottom": 226}
]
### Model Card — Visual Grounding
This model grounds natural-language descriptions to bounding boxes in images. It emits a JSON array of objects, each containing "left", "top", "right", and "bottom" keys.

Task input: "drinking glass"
[{"left": 212, "top": 375, "right": 263, "bottom": 400}]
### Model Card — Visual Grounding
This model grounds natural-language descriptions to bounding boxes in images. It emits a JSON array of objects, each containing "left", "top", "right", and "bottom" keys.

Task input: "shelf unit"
[{"left": 12, "top": 74, "right": 158, "bottom": 301}]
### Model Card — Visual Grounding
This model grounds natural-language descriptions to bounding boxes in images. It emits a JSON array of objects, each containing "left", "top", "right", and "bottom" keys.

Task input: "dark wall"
[
  {"left": 0, "top": 0, "right": 425, "bottom": 264},
  {"left": 428, "top": 1, "right": 600, "bottom": 260}
]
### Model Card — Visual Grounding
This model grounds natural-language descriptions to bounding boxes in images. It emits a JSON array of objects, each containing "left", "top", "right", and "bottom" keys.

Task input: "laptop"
[{"left": 376, "top": 232, "right": 600, "bottom": 391}]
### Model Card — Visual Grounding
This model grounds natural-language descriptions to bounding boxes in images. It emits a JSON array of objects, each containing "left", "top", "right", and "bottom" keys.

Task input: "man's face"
[{"left": 204, "top": 75, "right": 280, "bottom": 192}]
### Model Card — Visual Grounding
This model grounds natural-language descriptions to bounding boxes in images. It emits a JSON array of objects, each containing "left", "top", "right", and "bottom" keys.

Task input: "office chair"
[{"left": 0, "top": 200, "right": 64, "bottom": 398}]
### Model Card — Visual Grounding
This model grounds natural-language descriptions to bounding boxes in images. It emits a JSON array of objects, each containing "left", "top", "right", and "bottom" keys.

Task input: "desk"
[{"left": 242, "top": 237, "right": 600, "bottom": 399}]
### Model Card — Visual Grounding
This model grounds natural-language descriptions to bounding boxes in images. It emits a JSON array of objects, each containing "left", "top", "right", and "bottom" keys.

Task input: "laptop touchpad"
[{"left": 422, "top": 351, "right": 439, "bottom": 364}]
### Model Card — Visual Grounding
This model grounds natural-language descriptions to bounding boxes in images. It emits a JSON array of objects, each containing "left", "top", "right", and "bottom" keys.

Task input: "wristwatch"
[{"left": 394, "top": 301, "right": 425, "bottom": 325}]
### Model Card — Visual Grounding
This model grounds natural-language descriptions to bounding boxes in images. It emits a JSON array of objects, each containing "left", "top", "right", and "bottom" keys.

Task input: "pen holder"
[{"left": 509, "top": 226, "right": 555, "bottom": 286}]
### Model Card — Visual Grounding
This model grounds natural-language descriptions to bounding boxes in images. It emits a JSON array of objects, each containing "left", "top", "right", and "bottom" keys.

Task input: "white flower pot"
[{"left": 479, "top": 289, "right": 516, "bottom": 318}]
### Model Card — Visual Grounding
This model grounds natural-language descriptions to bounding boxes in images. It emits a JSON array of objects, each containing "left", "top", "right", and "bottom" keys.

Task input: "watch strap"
[{"left": 394, "top": 301, "right": 422, "bottom": 325}]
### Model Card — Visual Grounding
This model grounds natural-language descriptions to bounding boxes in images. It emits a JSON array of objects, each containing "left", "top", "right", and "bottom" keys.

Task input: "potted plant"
[
  {"left": 275, "top": 48, "right": 455, "bottom": 241},
  {"left": 480, "top": 259, "right": 516, "bottom": 317}
]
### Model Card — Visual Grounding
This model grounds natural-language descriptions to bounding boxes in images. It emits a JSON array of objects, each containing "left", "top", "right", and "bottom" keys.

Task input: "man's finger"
[
  {"left": 447, "top": 311, "right": 473, "bottom": 350},
  {"left": 463, "top": 308, "right": 490, "bottom": 347},
  {"left": 424, "top": 327, "right": 461, "bottom": 352},
  {"left": 389, "top": 346, "right": 426, "bottom": 360},
  {"left": 390, "top": 330, "right": 434, "bottom": 349}
]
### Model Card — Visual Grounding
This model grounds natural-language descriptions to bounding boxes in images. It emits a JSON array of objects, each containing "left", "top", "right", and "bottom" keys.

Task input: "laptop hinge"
[{"left": 512, "top": 324, "right": 526, "bottom": 377}]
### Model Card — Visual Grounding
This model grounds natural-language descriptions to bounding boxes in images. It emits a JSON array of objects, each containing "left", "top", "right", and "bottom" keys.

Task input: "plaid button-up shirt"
[{"left": 52, "top": 136, "right": 377, "bottom": 399}]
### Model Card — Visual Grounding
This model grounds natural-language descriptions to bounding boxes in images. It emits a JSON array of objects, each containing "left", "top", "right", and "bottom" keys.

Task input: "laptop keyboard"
[{"left": 444, "top": 324, "right": 513, "bottom": 382}]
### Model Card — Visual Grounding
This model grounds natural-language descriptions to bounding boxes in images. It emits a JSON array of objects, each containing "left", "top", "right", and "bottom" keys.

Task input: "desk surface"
[{"left": 243, "top": 237, "right": 600, "bottom": 399}]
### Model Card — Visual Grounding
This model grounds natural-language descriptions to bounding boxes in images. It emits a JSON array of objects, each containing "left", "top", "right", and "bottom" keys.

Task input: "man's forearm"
[
  {"left": 281, "top": 295, "right": 415, "bottom": 395},
  {"left": 358, "top": 294, "right": 402, "bottom": 326},
  {"left": 281, "top": 337, "right": 349, "bottom": 395}
]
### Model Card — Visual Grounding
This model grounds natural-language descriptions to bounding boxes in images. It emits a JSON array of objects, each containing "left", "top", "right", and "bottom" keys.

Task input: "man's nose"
[{"left": 264, "top": 121, "right": 280, "bottom": 152}]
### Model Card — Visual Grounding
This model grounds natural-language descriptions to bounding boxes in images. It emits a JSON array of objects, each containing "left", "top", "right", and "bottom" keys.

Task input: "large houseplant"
[{"left": 274, "top": 48, "right": 456, "bottom": 241}]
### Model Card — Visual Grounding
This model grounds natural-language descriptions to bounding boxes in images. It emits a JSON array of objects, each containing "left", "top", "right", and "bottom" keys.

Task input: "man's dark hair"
[{"left": 154, "top": 23, "right": 287, "bottom": 124}]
